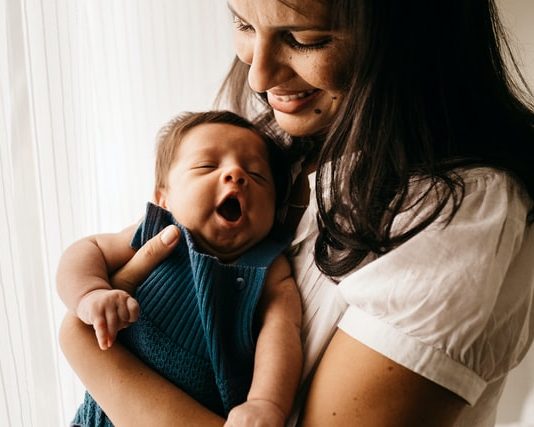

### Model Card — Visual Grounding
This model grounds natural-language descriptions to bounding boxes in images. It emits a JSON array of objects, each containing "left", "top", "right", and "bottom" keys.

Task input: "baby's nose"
[{"left": 222, "top": 167, "right": 247, "bottom": 185}]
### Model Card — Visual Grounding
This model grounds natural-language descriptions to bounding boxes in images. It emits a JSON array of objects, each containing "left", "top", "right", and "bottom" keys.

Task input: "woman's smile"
[{"left": 266, "top": 89, "right": 320, "bottom": 114}]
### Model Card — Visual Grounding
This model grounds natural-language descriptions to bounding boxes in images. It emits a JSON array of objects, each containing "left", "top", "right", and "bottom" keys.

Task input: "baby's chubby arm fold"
[
  {"left": 226, "top": 254, "right": 303, "bottom": 427},
  {"left": 57, "top": 225, "right": 137, "bottom": 309},
  {"left": 57, "top": 223, "right": 180, "bottom": 349},
  {"left": 56, "top": 224, "right": 142, "bottom": 349},
  {"left": 57, "top": 223, "right": 181, "bottom": 349}
]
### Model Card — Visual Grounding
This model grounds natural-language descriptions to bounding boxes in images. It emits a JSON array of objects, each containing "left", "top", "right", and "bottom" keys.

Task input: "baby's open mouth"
[{"left": 216, "top": 196, "right": 242, "bottom": 222}]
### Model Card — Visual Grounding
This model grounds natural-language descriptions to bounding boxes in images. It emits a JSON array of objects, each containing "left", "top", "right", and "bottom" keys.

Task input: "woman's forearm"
[{"left": 59, "top": 314, "right": 224, "bottom": 427}]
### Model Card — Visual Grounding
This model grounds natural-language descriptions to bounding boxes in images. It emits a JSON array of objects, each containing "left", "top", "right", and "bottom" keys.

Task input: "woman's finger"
[
  {"left": 111, "top": 225, "right": 180, "bottom": 294},
  {"left": 115, "top": 297, "right": 132, "bottom": 323},
  {"left": 116, "top": 295, "right": 140, "bottom": 324},
  {"left": 126, "top": 296, "right": 140, "bottom": 322}
]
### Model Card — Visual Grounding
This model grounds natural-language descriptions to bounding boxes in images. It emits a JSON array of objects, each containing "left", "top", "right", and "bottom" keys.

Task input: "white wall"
[
  {"left": 495, "top": 2, "right": 534, "bottom": 424},
  {"left": 499, "top": 0, "right": 534, "bottom": 89}
]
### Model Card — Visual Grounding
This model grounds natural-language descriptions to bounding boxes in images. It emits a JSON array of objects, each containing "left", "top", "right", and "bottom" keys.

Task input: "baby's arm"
[
  {"left": 226, "top": 254, "right": 303, "bottom": 427},
  {"left": 56, "top": 225, "right": 139, "bottom": 350}
]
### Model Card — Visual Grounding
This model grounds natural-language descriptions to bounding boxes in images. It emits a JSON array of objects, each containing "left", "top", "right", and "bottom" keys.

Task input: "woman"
[{"left": 60, "top": 0, "right": 534, "bottom": 425}]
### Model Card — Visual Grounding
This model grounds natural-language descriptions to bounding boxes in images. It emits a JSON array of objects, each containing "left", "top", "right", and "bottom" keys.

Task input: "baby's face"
[{"left": 157, "top": 123, "right": 277, "bottom": 262}]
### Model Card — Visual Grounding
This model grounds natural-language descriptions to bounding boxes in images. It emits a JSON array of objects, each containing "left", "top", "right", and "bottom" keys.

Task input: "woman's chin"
[{"left": 273, "top": 109, "right": 332, "bottom": 137}]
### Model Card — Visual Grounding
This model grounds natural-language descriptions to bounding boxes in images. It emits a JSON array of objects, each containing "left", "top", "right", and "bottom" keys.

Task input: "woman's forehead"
[
  {"left": 276, "top": 0, "right": 330, "bottom": 16},
  {"left": 229, "top": 0, "right": 332, "bottom": 26}
]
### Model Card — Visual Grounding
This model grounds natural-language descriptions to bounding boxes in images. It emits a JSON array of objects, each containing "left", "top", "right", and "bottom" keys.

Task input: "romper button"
[{"left": 236, "top": 277, "right": 246, "bottom": 290}]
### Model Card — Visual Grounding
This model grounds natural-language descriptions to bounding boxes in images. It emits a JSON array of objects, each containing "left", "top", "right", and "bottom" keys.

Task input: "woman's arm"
[
  {"left": 300, "top": 329, "right": 465, "bottom": 427},
  {"left": 60, "top": 222, "right": 463, "bottom": 425},
  {"left": 60, "top": 315, "right": 224, "bottom": 426}
]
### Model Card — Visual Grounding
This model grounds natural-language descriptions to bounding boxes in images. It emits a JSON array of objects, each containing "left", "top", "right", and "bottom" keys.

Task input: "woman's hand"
[{"left": 110, "top": 224, "right": 180, "bottom": 294}]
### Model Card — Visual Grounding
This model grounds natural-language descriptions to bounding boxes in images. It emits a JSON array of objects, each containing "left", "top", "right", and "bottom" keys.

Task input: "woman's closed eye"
[
  {"left": 283, "top": 32, "right": 332, "bottom": 52},
  {"left": 232, "top": 15, "right": 254, "bottom": 33},
  {"left": 232, "top": 14, "right": 332, "bottom": 53}
]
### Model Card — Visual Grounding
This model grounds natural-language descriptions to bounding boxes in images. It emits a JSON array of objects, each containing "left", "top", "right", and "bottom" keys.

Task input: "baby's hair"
[{"left": 154, "top": 110, "right": 289, "bottom": 206}]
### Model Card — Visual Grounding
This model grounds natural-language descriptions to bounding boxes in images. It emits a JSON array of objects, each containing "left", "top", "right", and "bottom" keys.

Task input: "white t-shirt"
[{"left": 288, "top": 167, "right": 534, "bottom": 426}]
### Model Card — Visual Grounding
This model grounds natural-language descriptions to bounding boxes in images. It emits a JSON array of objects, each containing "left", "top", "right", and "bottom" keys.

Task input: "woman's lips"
[{"left": 267, "top": 89, "right": 320, "bottom": 114}]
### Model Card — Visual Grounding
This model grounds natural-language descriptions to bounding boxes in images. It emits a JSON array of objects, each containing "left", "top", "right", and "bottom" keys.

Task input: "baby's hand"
[
  {"left": 76, "top": 289, "right": 139, "bottom": 350},
  {"left": 225, "top": 399, "right": 286, "bottom": 427}
]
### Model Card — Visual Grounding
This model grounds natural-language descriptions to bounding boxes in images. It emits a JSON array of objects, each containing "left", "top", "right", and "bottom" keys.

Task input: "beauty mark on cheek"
[{"left": 314, "top": 109, "right": 322, "bottom": 114}]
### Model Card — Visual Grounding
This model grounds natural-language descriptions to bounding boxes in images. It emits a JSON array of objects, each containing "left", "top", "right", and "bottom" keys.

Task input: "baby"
[{"left": 57, "top": 111, "right": 302, "bottom": 427}]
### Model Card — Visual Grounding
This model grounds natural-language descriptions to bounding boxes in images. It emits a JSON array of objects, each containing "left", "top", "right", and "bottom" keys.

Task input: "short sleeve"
[{"left": 337, "top": 168, "right": 534, "bottom": 405}]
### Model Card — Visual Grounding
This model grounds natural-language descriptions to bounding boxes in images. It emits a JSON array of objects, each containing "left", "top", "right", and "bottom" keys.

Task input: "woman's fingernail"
[{"left": 161, "top": 225, "right": 178, "bottom": 246}]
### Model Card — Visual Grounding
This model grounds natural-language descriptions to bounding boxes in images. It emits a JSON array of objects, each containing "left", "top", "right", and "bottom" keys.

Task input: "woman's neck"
[{"left": 293, "top": 133, "right": 325, "bottom": 173}]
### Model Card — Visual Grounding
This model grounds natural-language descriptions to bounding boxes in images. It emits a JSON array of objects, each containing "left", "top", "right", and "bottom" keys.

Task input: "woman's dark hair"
[{"left": 217, "top": 0, "right": 534, "bottom": 277}]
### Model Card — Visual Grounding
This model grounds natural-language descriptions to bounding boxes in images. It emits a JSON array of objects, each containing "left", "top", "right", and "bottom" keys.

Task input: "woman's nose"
[
  {"left": 222, "top": 167, "right": 247, "bottom": 186},
  {"left": 240, "top": 36, "right": 293, "bottom": 93}
]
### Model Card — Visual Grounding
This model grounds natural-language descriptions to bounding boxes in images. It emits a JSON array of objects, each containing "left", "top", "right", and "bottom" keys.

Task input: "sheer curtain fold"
[
  {"left": 2, "top": 0, "right": 59, "bottom": 425},
  {"left": 0, "top": 0, "right": 533, "bottom": 426},
  {"left": 1, "top": 1, "right": 233, "bottom": 425}
]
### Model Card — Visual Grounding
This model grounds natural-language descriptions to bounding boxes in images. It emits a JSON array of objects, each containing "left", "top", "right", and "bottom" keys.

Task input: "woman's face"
[{"left": 229, "top": 0, "right": 354, "bottom": 137}]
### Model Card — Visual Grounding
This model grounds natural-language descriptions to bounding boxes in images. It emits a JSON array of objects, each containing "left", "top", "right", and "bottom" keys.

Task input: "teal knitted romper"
[{"left": 72, "top": 203, "right": 290, "bottom": 426}]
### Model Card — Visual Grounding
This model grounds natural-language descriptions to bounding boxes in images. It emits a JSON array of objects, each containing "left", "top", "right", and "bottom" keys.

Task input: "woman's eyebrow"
[
  {"left": 227, "top": 2, "right": 241, "bottom": 19},
  {"left": 227, "top": 2, "right": 330, "bottom": 32},
  {"left": 227, "top": 2, "right": 250, "bottom": 24}
]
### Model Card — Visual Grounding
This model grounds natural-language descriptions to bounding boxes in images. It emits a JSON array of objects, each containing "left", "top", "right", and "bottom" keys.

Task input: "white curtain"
[
  {"left": 0, "top": 0, "right": 533, "bottom": 426},
  {"left": 1, "top": 1, "right": 233, "bottom": 425}
]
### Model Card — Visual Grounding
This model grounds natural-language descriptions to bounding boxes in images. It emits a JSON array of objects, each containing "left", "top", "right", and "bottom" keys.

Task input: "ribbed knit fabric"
[{"left": 72, "top": 203, "right": 290, "bottom": 426}]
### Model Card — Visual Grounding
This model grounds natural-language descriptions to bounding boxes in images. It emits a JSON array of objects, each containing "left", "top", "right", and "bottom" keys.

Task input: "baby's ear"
[{"left": 154, "top": 188, "right": 168, "bottom": 208}]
